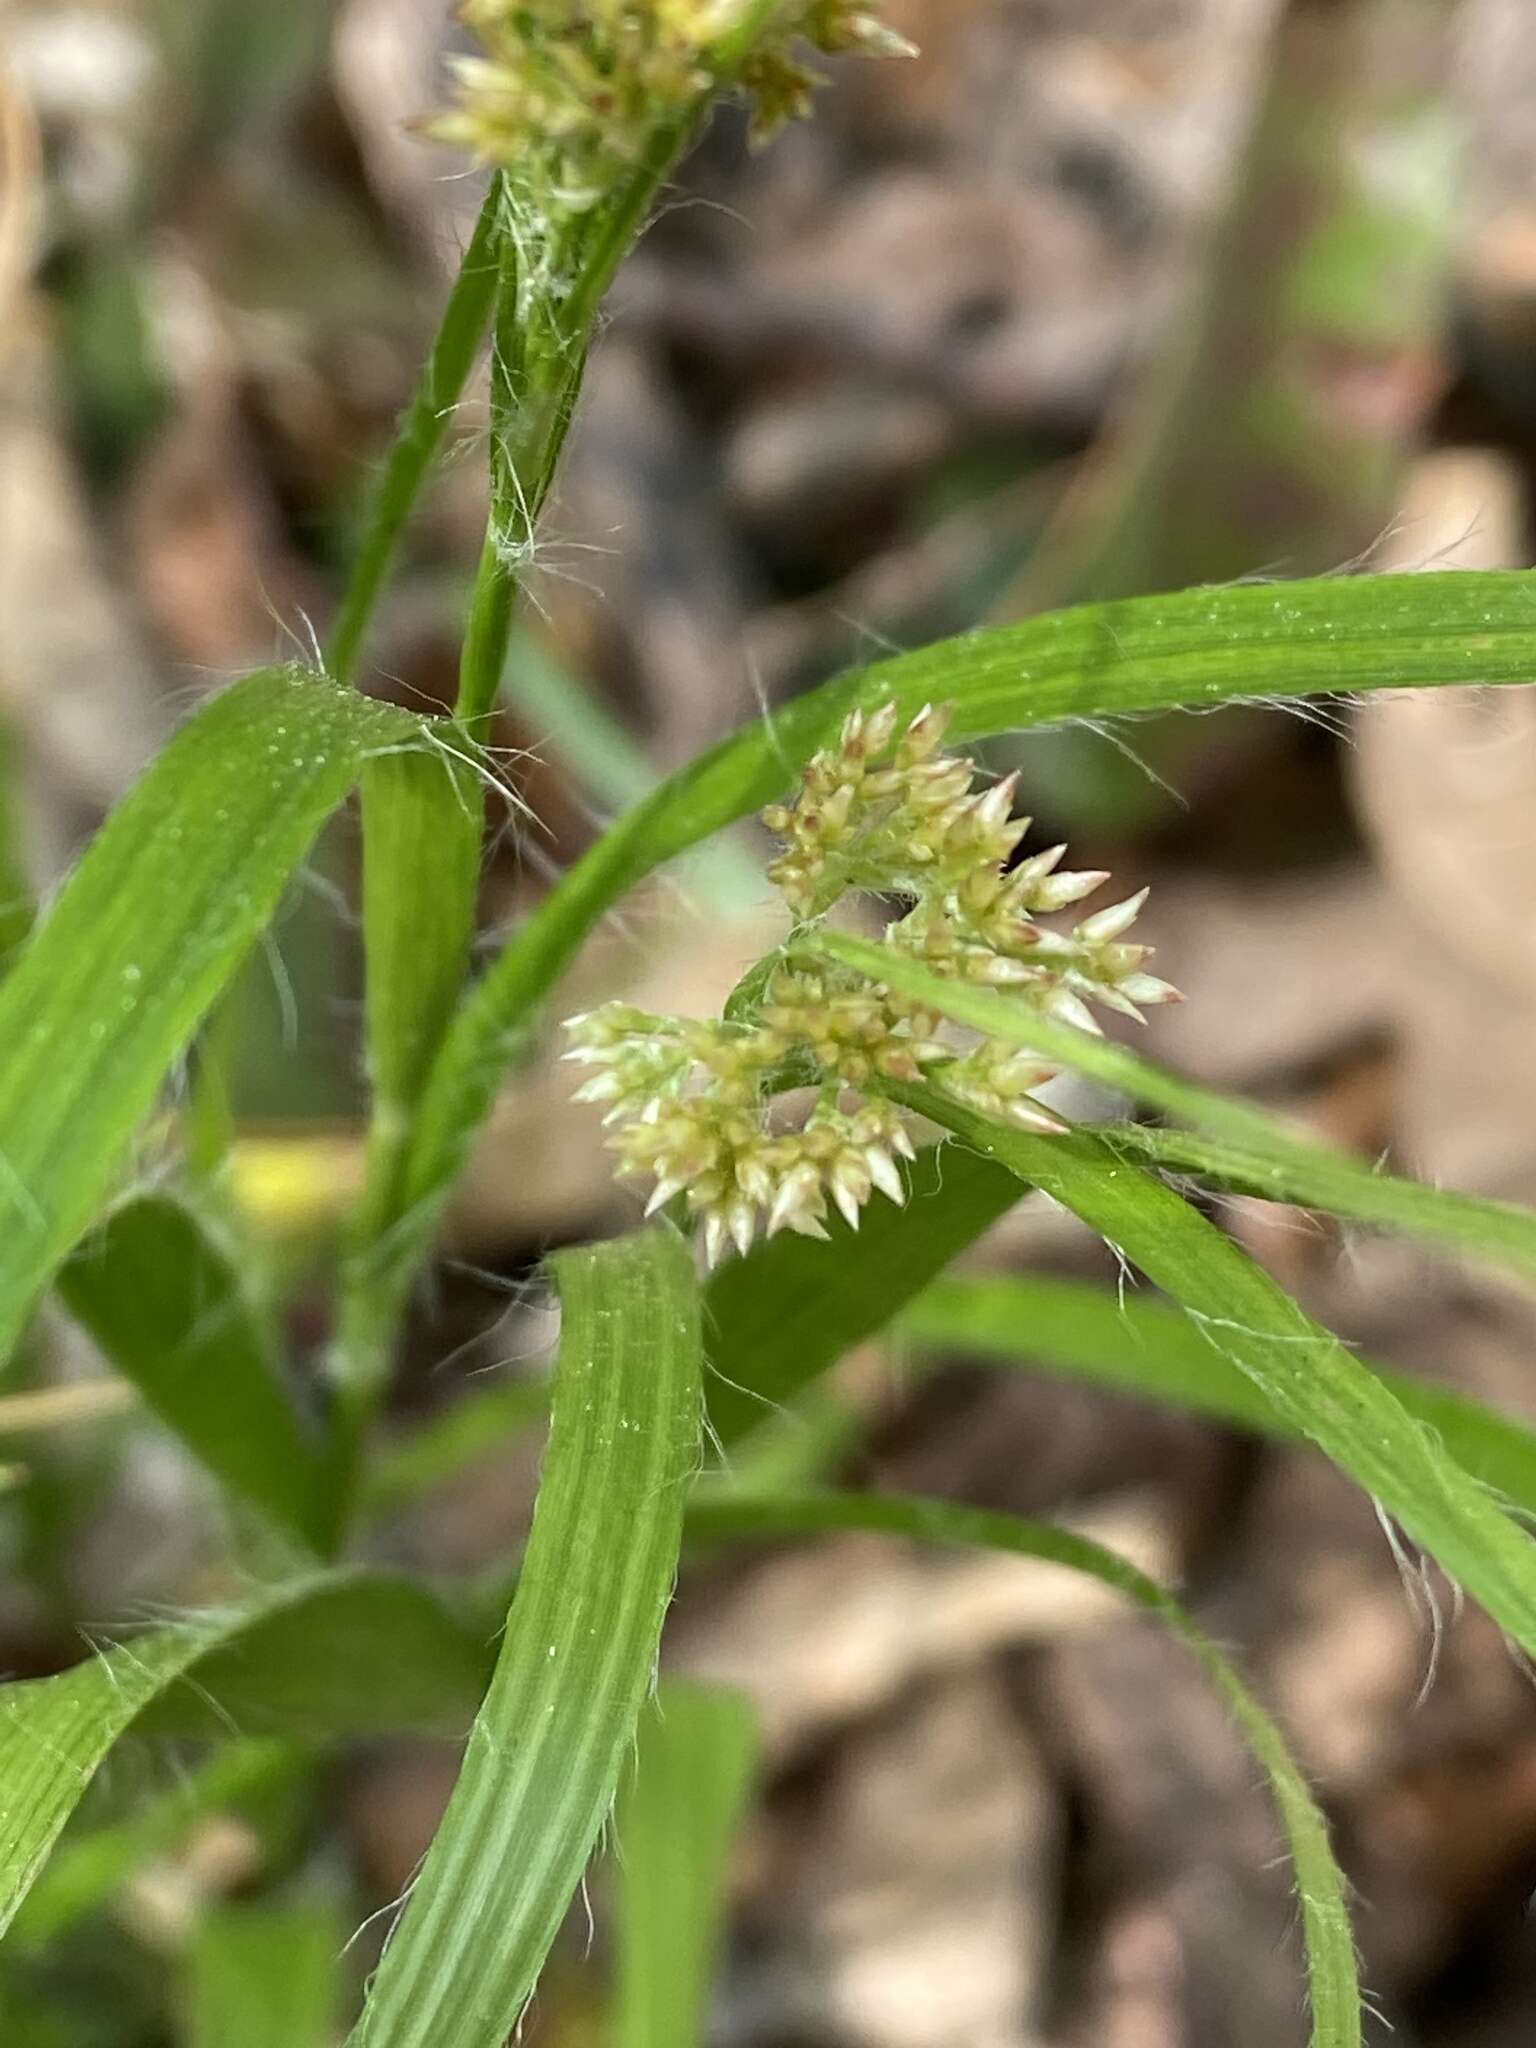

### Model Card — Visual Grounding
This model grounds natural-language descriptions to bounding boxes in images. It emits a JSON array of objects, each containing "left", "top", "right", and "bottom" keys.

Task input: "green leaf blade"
[
  {"left": 345, "top": 1226, "right": 702, "bottom": 2048},
  {"left": 0, "top": 666, "right": 419, "bottom": 1361},
  {"left": 814, "top": 928, "right": 1536, "bottom": 1289},
  {"left": 0, "top": 1573, "right": 490, "bottom": 1939},
  {"left": 58, "top": 1194, "right": 338, "bottom": 1552},
  {"left": 899, "top": 1272, "right": 1536, "bottom": 1517},
  {"left": 894, "top": 1085, "right": 1536, "bottom": 1662},
  {"left": 688, "top": 1489, "right": 1359, "bottom": 2048}
]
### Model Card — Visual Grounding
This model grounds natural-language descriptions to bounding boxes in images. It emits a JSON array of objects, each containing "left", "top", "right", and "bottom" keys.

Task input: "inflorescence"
[
  {"left": 427, "top": 1, "right": 914, "bottom": 197},
  {"left": 565, "top": 702, "right": 1179, "bottom": 1265}
]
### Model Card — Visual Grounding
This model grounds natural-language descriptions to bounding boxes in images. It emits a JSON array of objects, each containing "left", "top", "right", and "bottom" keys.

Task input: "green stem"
[
  {"left": 455, "top": 531, "right": 519, "bottom": 727},
  {"left": 326, "top": 180, "right": 504, "bottom": 688},
  {"left": 333, "top": 0, "right": 792, "bottom": 1480}
]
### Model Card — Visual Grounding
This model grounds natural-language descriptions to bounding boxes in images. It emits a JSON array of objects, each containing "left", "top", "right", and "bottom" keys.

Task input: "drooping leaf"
[
  {"left": 0, "top": 666, "right": 420, "bottom": 1362},
  {"left": 812, "top": 930, "right": 1536, "bottom": 1289},
  {"left": 58, "top": 1195, "right": 338, "bottom": 1553},
  {"left": 389, "top": 570, "right": 1536, "bottom": 1334},
  {"left": 343, "top": 1226, "right": 701, "bottom": 2048},
  {"left": 0, "top": 1572, "right": 489, "bottom": 1937},
  {"left": 613, "top": 1682, "right": 758, "bottom": 2048},
  {"left": 688, "top": 1489, "right": 1359, "bottom": 2048},
  {"left": 892, "top": 1084, "right": 1536, "bottom": 1660},
  {"left": 899, "top": 1272, "right": 1536, "bottom": 1516}
]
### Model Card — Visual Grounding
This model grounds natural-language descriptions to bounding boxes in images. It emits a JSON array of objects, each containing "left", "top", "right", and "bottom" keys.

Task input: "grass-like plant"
[{"left": 4, "top": 6, "right": 1536, "bottom": 2044}]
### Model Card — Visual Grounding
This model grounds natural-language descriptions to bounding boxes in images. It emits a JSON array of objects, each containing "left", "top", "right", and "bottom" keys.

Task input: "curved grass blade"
[
  {"left": 814, "top": 930, "right": 1536, "bottom": 1288},
  {"left": 344, "top": 1226, "right": 701, "bottom": 2048},
  {"left": 614, "top": 1682, "right": 758, "bottom": 2048},
  {"left": 704, "top": 1143, "right": 1020, "bottom": 1447},
  {"left": 1112, "top": 1121, "right": 1536, "bottom": 1279},
  {"left": 687, "top": 1488, "right": 1359, "bottom": 2048},
  {"left": 58, "top": 1195, "right": 338, "bottom": 1553},
  {"left": 0, "top": 666, "right": 420, "bottom": 1363},
  {"left": 899, "top": 1273, "right": 1536, "bottom": 1516},
  {"left": 891, "top": 1083, "right": 1536, "bottom": 1660},
  {"left": 391, "top": 570, "right": 1536, "bottom": 1329},
  {"left": 0, "top": 1573, "right": 490, "bottom": 1938}
]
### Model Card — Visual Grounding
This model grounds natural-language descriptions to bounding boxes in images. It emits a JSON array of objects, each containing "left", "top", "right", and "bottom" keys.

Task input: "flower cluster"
[
  {"left": 566, "top": 701, "right": 1178, "bottom": 1263},
  {"left": 563, "top": 1000, "right": 917, "bottom": 1264},
  {"left": 427, "top": 1, "right": 913, "bottom": 193},
  {"left": 772, "top": 701, "right": 1178, "bottom": 1028}
]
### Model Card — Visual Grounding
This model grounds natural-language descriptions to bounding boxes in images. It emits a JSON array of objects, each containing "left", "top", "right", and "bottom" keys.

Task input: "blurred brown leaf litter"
[{"left": 7, "top": 0, "right": 1536, "bottom": 2041}]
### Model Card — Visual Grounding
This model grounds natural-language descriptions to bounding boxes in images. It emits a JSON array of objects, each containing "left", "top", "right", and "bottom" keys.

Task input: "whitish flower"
[
  {"left": 565, "top": 1004, "right": 916, "bottom": 1264},
  {"left": 565, "top": 700, "right": 1177, "bottom": 1265}
]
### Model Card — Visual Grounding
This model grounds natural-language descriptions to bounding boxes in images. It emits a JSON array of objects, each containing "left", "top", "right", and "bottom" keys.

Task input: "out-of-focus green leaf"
[
  {"left": 815, "top": 930, "right": 1536, "bottom": 1289},
  {"left": 892, "top": 1084, "right": 1536, "bottom": 1661},
  {"left": 183, "top": 1900, "right": 342, "bottom": 2048},
  {"left": 343, "top": 1227, "right": 701, "bottom": 2048},
  {"left": 688, "top": 1489, "right": 1358, "bottom": 2048},
  {"left": 58, "top": 1196, "right": 338, "bottom": 1553},
  {"left": 0, "top": 1975, "right": 80, "bottom": 2047},
  {"left": 12, "top": 1742, "right": 309, "bottom": 1953},
  {"left": 0, "top": 714, "right": 34, "bottom": 979},
  {"left": 503, "top": 628, "right": 659, "bottom": 816},
  {"left": 387, "top": 570, "right": 1536, "bottom": 1342},
  {"left": 499, "top": 629, "right": 762, "bottom": 907},
  {"left": 613, "top": 1682, "right": 758, "bottom": 2048},
  {"left": 0, "top": 1572, "right": 489, "bottom": 1936},
  {"left": 0, "top": 666, "right": 420, "bottom": 1363},
  {"left": 363, "top": 1375, "right": 552, "bottom": 1519},
  {"left": 704, "top": 1144, "right": 1019, "bottom": 1446},
  {"left": 899, "top": 1272, "right": 1536, "bottom": 1515}
]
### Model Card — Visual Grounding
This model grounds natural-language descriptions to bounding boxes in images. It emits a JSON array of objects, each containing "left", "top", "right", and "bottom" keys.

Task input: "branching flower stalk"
[
  {"left": 443, "top": 0, "right": 915, "bottom": 726},
  {"left": 567, "top": 703, "right": 1179, "bottom": 1262},
  {"left": 334, "top": 0, "right": 913, "bottom": 1442}
]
